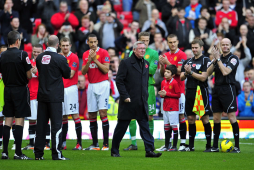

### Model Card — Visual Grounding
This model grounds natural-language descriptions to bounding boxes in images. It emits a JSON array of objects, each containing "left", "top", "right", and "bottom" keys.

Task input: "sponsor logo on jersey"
[
  {"left": 174, "top": 56, "right": 177, "bottom": 61},
  {"left": 89, "top": 63, "right": 98, "bottom": 68},
  {"left": 96, "top": 55, "right": 100, "bottom": 59},
  {"left": 41, "top": 55, "right": 51, "bottom": 64},
  {"left": 105, "top": 57, "right": 109, "bottom": 62},
  {"left": 230, "top": 58, "right": 237, "bottom": 66},
  {"left": 26, "top": 57, "right": 31, "bottom": 64},
  {"left": 145, "top": 55, "right": 150, "bottom": 59},
  {"left": 196, "top": 64, "right": 201, "bottom": 69},
  {"left": 72, "top": 62, "right": 77, "bottom": 67},
  {"left": 154, "top": 60, "right": 158, "bottom": 65}
]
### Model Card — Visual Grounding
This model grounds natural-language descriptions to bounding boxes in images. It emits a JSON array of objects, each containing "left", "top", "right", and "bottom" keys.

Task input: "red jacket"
[
  {"left": 51, "top": 12, "right": 79, "bottom": 34},
  {"left": 215, "top": 9, "right": 238, "bottom": 28},
  {"left": 161, "top": 78, "right": 180, "bottom": 111}
]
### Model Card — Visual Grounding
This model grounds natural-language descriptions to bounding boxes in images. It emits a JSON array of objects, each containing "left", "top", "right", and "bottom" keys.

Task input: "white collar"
[{"left": 45, "top": 47, "right": 57, "bottom": 53}]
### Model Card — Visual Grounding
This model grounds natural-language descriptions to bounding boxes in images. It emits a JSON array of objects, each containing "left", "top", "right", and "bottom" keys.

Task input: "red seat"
[
  {"left": 27, "top": 51, "right": 32, "bottom": 59},
  {"left": 119, "top": 19, "right": 129, "bottom": 27},
  {"left": 114, "top": 4, "right": 123, "bottom": 12},
  {"left": 33, "top": 18, "right": 42, "bottom": 34},
  {"left": 120, "top": 12, "right": 133, "bottom": 22},
  {"left": 159, "top": 12, "right": 162, "bottom": 20},
  {"left": 24, "top": 43, "right": 33, "bottom": 52}
]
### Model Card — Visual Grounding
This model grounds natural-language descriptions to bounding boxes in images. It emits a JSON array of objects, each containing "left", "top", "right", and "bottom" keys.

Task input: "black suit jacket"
[{"left": 116, "top": 53, "right": 149, "bottom": 120}]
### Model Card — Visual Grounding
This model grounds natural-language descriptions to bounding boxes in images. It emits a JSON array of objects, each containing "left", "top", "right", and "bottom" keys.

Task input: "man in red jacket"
[
  {"left": 215, "top": 0, "right": 238, "bottom": 28},
  {"left": 51, "top": 1, "right": 79, "bottom": 35}
]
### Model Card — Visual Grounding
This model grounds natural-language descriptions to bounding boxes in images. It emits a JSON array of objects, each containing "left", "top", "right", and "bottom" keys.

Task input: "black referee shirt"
[
  {"left": 214, "top": 52, "right": 239, "bottom": 86},
  {"left": 0, "top": 48, "right": 32, "bottom": 87},
  {"left": 36, "top": 48, "right": 71, "bottom": 102},
  {"left": 181, "top": 55, "right": 210, "bottom": 89}
]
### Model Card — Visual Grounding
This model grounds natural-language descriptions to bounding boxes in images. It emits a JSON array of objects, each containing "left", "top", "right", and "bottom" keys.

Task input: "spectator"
[
  {"left": 0, "top": 0, "right": 19, "bottom": 43},
  {"left": 99, "top": 12, "right": 123, "bottom": 49},
  {"left": 185, "top": 49, "right": 193, "bottom": 59},
  {"left": 57, "top": 23, "right": 76, "bottom": 53},
  {"left": 215, "top": 0, "right": 238, "bottom": 28},
  {"left": 161, "top": 0, "right": 180, "bottom": 24},
  {"left": 94, "top": 13, "right": 106, "bottom": 32},
  {"left": 108, "top": 70, "right": 119, "bottom": 100},
  {"left": 37, "top": 0, "right": 59, "bottom": 34},
  {"left": 3, "top": 17, "right": 29, "bottom": 50},
  {"left": 216, "top": 17, "right": 236, "bottom": 43},
  {"left": 247, "top": 16, "right": 254, "bottom": 35},
  {"left": 248, "top": 69, "right": 254, "bottom": 86},
  {"left": 74, "top": 0, "right": 97, "bottom": 27},
  {"left": 184, "top": 0, "right": 202, "bottom": 28},
  {"left": 78, "top": 75, "right": 88, "bottom": 120},
  {"left": 233, "top": 24, "right": 254, "bottom": 57},
  {"left": 107, "top": 47, "right": 116, "bottom": 58},
  {"left": 123, "top": 20, "right": 139, "bottom": 43},
  {"left": 148, "top": 32, "right": 169, "bottom": 55},
  {"left": 195, "top": 6, "right": 214, "bottom": 30},
  {"left": 166, "top": 7, "right": 192, "bottom": 50},
  {"left": 228, "top": 0, "right": 244, "bottom": 25},
  {"left": 13, "top": 0, "right": 37, "bottom": 35},
  {"left": 142, "top": 9, "right": 168, "bottom": 37},
  {"left": 231, "top": 39, "right": 252, "bottom": 85},
  {"left": 135, "top": 0, "right": 156, "bottom": 28},
  {"left": 110, "top": 55, "right": 120, "bottom": 80},
  {"left": 238, "top": 81, "right": 254, "bottom": 117},
  {"left": 239, "top": 8, "right": 254, "bottom": 26},
  {"left": 51, "top": 1, "right": 79, "bottom": 35},
  {"left": 31, "top": 24, "right": 49, "bottom": 50},
  {"left": 77, "top": 15, "right": 99, "bottom": 61},
  {"left": 189, "top": 17, "right": 213, "bottom": 55}
]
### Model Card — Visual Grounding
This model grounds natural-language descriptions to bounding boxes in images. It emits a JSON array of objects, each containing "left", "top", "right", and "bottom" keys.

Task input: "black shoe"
[
  {"left": 53, "top": 156, "right": 70, "bottom": 160},
  {"left": 111, "top": 153, "right": 121, "bottom": 157},
  {"left": 205, "top": 147, "right": 219, "bottom": 152},
  {"left": 14, "top": 153, "right": 33, "bottom": 160},
  {"left": 203, "top": 144, "right": 212, "bottom": 152},
  {"left": 231, "top": 147, "right": 240, "bottom": 153},
  {"left": 123, "top": 144, "right": 138, "bottom": 151},
  {"left": 1, "top": 153, "right": 9, "bottom": 159},
  {"left": 35, "top": 157, "right": 44, "bottom": 160},
  {"left": 145, "top": 151, "right": 162, "bottom": 158}
]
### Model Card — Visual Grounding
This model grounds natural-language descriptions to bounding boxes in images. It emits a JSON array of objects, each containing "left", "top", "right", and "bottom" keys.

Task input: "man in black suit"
[{"left": 111, "top": 41, "right": 162, "bottom": 158}]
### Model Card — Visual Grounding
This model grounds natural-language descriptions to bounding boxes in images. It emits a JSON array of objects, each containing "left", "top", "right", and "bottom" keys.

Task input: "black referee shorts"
[
  {"left": 185, "top": 87, "right": 212, "bottom": 117},
  {"left": 212, "top": 84, "right": 237, "bottom": 113},
  {"left": 3, "top": 86, "right": 31, "bottom": 118}
]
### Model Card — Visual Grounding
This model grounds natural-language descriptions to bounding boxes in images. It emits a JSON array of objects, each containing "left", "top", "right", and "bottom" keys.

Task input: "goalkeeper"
[{"left": 124, "top": 32, "right": 159, "bottom": 151}]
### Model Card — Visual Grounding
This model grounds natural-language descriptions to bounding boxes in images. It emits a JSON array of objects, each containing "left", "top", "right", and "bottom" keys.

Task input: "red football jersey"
[
  {"left": 161, "top": 78, "right": 180, "bottom": 111},
  {"left": 28, "top": 59, "right": 39, "bottom": 100},
  {"left": 63, "top": 52, "right": 79, "bottom": 88},
  {"left": 164, "top": 49, "right": 187, "bottom": 93},
  {"left": 82, "top": 47, "right": 110, "bottom": 83}
]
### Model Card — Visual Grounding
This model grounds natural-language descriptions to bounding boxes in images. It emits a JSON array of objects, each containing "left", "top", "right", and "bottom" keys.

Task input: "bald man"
[
  {"left": 207, "top": 38, "right": 240, "bottom": 153},
  {"left": 142, "top": 9, "right": 168, "bottom": 37},
  {"left": 34, "top": 35, "right": 71, "bottom": 160}
]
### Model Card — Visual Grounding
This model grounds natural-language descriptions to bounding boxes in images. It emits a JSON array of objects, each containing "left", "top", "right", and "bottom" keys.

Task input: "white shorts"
[
  {"left": 63, "top": 85, "right": 79, "bottom": 115},
  {"left": 88, "top": 80, "right": 110, "bottom": 112},
  {"left": 0, "top": 111, "right": 3, "bottom": 117},
  {"left": 27, "top": 99, "right": 38, "bottom": 120},
  {"left": 179, "top": 93, "right": 185, "bottom": 114},
  {"left": 161, "top": 98, "right": 165, "bottom": 114},
  {"left": 163, "top": 111, "right": 179, "bottom": 126}
]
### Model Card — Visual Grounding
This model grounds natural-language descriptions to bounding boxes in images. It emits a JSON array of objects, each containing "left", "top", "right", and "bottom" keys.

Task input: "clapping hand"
[
  {"left": 184, "top": 64, "right": 192, "bottom": 74},
  {"left": 211, "top": 46, "right": 220, "bottom": 60},
  {"left": 31, "top": 66, "right": 37, "bottom": 74},
  {"left": 158, "top": 90, "right": 166, "bottom": 97},
  {"left": 159, "top": 54, "right": 170, "bottom": 65},
  {"left": 89, "top": 50, "right": 96, "bottom": 61}
]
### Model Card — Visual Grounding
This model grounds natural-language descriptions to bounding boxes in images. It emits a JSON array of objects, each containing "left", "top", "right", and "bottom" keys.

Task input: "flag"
[{"left": 192, "top": 85, "right": 205, "bottom": 119}]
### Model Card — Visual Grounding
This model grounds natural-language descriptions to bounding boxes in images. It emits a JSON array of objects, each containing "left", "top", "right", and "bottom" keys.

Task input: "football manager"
[
  {"left": 111, "top": 41, "right": 162, "bottom": 158},
  {"left": 34, "top": 35, "right": 71, "bottom": 160}
]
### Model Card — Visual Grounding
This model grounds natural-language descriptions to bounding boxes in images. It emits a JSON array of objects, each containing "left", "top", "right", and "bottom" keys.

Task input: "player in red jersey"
[
  {"left": 158, "top": 34, "right": 188, "bottom": 151},
  {"left": 59, "top": 37, "right": 82, "bottom": 150},
  {"left": 22, "top": 44, "right": 51, "bottom": 151},
  {"left": 81, "top": 34, "right": 110, "bottom": 151}
]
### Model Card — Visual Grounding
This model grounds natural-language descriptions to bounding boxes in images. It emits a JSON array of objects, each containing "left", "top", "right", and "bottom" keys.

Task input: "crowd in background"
[{"left": 1, "top": 0, "right": 254, "bottom": 119}]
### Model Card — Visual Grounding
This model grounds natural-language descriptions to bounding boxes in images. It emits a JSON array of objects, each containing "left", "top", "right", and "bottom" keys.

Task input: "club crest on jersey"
[
  {"left": 72, "top": 62, "right": 77, "bottom": 67},
  {"left": 67, "top": 60, "right": 69, "bottom": 63},
  {"left": 230, "top": 58, "right": 237, "bottom": 66},
  {"left": 196, "top": 64, "right": 201, "bottom": 69},
  {"left": 105, "top": 57, "right": 109, "bottom": 62},
  {"left": 154, "top": 60, "right": 158, "bottom": 65},
  {"left": 41, "top": 55, "right": 51, "bottom": 64},
  {"left": 169, "top": 85, "right": 172, "bottom": 89},
  {"left": 145, "top": 55, "right": 150, "bottom": 59},
  {"left": 174, "top": 56, "right": 177, "bottom": 61},
  {"left": 26, "top": 57, "right": 31, "bottom": 64},
  {"left": 145, "top": 64, "right": 148, "bottom": 68},
  {"left": 96, "top": 55, "right": 100, "bottom": 59}
]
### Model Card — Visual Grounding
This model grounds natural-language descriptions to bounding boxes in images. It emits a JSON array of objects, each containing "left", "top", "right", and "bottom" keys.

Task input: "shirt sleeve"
[
  {"left": 59, "top": 55, "right": 71, "bottom": 79},
  {"left": 82, "top": 52, "right": 88, "bottom": 66},
  {"left": 69, "top": 55, "right": 79, "bottom": 71},
  {"left": 101, "top": 50, "right": 110, "bottom": 64},
  {"left": 181, "top": 59, "right": 188, "bottom": 72},
  {"left": 148, "top": 51, "right": 159, "bottom": 75},
  {"left": 226, "top": 56, "right": 239, "bottom": 71},
  {"left": 22, "top": 51, "right": 32, "bottom": 72},
  {"left": 178, "top": 52, "right": 187, "bottom": 67},
  {"left": 201, "top": 57, "right": 211, "bottom": 72}
]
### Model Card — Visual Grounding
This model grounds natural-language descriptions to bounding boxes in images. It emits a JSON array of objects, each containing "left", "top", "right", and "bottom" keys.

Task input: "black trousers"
[
  {"left": 111, "top": 118, "right": 155, "bottom": 154},
  {"left": 34, "top": 102, "right": 63, "bottom": 159}
]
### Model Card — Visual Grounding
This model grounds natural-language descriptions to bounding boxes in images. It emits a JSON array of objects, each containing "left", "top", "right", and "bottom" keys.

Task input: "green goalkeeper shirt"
[{"left": 129, "top": 47, "right": 159, "bottom": 85}]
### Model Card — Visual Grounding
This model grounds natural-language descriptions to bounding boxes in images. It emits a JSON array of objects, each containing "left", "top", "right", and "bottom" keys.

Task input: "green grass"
[{"left": 1, "top": 139, "right": 254, "bottom": 170}]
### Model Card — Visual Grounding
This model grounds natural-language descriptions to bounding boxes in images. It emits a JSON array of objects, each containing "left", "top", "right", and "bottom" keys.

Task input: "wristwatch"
[
  {"left": 217, "top": 58, "right": 221, "bottom": 62},
  {"left": 190, "top": 71, "right": 193, "bottom": 75},
  {"left": 184, "top": 72, "right": 188, "bottom": 76}
]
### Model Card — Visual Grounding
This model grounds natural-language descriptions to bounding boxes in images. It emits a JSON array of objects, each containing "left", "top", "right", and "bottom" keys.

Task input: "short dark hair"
[
  {"left": 244, "top": 67, "right": 251, "bottom": 72},
  {"left": 191, "top": 39, "right": 204, "bottom": 47},
  {"left": 33, "top": 44, "right": 43, "bottom": 50},
  {"left": 154, "top": 32, "right": 162, "bottom": 37},
  {"left": 107, "top": 47, "right": 116, "bottom": 51},
  {"left": 60, "top": 37, "right": 71, "bottom": 45},
  {"left": 88, "top": 34, "right": 97, "bottom": 40},
  {"left": 138, "top": 32, "right": 150, "bottom": 39},
  {"left": 0, "top": 45, "right": 7, "bottom": 49},
  {"left": 200, "top": 6, "right": 208, "bottom": 13},
  {"left": 167, "top": 34, "right": 178, "bottom": 40},
  {"left": 165, "top": 65, "right": 177, "bottom": 76},
  {"left": 177, "top": 7, "right": 185, "bottom": 12},
  {"left": 243, "top": 81, "right": 252, "bottom": 86},
  {"left": 199, "top": 17, "right": 208, "bottom": 23},
  {"left": 7, "top": 31, "right": 20, "bottom": 45}
]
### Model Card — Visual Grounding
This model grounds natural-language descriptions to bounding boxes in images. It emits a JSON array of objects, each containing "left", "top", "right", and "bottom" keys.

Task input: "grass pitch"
[{"left": 1, "top": 139, "right": 253, "bottom": 170}]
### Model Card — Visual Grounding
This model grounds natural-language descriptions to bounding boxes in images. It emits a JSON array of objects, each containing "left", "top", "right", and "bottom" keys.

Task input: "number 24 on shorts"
[{"left": 70, "top": 104, "right": 77, "bottom": 111}]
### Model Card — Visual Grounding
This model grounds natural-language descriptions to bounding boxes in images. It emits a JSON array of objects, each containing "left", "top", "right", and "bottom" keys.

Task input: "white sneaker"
[
  {"left": 11, "top": 144, "right": 16, "bottom": 150},
  {"left": 156, "top": 145, "right": 166, "bottom": 151},
  {"left": 0, "top": 145, "right": 2, "bottom": 150},
  {"left": 83, "top": 144, "right": 100, "bottom": 150},
  {"left": 178, "top": 145, "right": 186, "bottom": 151}
]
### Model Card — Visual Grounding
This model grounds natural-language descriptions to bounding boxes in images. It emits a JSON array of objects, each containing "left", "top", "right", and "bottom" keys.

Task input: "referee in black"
[
  {"left": 34, "top": 35, "right": 71, "bottom": 160},
  {"left": 207, "top": 38, "right": 240, "bottom": 153},
  {"left": 0, "top": 31, "right": 35, "bottom": 160},
  {"left": 180, "top": 39, "right": 212, "bottom": 152}
]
